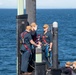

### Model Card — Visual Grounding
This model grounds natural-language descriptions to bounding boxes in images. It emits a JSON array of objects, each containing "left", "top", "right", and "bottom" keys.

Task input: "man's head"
[
  {"left": 72, "top": 61, "right": 76, "bottom": 69},
  {"left": 65, "top": 61, "right": 72, "bottom": 67},
  {"left": 26, "top": 26, "right": 31, "bottom": 32},
  {"left": 30, "top": 22, "right": 37, "bottom": 31},
  {"left": 43, "top": 24, "right": 49, "bottom": 32}
]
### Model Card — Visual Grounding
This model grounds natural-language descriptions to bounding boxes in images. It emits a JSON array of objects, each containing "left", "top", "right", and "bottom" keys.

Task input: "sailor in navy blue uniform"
[
  {"left": 41, "top": 24, "right": 52, "bottom": 69},
  {"left": 30, "top": 22, "right": 37, "bottom": 42},
  {"left": 30, "top": 22, "right": 37, "bottom": 63},
  {"left": 20, "top": 26, "right": 38, "bottom": 74}
]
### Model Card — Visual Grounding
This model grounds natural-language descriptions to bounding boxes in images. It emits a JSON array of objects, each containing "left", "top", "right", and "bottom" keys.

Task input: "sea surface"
[{"left": 0, "top": 9, "right": 76, "bottom": 75}]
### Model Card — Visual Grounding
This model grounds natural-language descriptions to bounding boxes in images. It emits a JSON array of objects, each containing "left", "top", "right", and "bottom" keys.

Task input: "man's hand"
[
  {"left": 49, "top": 48, "right": 52, "bottom": 51},
  {"left": 38, "top": 41, "right": 42, "bottom": 45},
  {"left": 37, "top": 44, "right": 41, "bottom": 48}
]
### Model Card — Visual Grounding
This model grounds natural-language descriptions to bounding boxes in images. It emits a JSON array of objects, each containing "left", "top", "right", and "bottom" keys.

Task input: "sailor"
[
  {"left": 30, "top": 22, "right": 37, "bottom": 63},
  {"left": 30, "top": 22, "right": 37, "bottom": 42},
  {"left": 61, "top": 61, "right": 72, "bottom": 75},
  {"left": 20, "top": 26, "right": 39, "bottom": 74},
  {"left": 41, "top": 24, "right": 52, "bottom": 69},
  {"left": 72, "top": 61, "right": 76, "bottom": 75}
]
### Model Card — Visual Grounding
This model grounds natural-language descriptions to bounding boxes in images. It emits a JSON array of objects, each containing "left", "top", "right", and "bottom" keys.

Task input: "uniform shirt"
[
  {"left": 61, "top": 67, "right": 72, "bottom": 75},
  {"left": 30, "top": 30, "right": 37, "bottom": 42},
  {"left": 20, "top": 31, "right": 32, "bottom": 51},
  {"left": 41, "top": 31, "right": 52, "bottom": 44}
]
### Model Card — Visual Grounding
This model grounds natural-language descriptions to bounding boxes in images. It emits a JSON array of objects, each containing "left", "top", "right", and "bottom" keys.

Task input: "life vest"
[
  {"left": 42, "top": 34, "right": 52, "bottom": 60},
  {"left": 20, "top": 31, "right": 31, "bottom": 52},
  {"left": 21, "top": 31, "right": 27, "bottom": 43},
  {"left": 36, "top": 34, "right": 41, "bottom": 44},
  {"left": 42, "top": 35, "right": 48, "bottom": 44}
]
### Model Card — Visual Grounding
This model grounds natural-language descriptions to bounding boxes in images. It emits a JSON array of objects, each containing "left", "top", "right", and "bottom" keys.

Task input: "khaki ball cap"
[{"left": 43, "top": 24, "right": 49, "bottom": 28}]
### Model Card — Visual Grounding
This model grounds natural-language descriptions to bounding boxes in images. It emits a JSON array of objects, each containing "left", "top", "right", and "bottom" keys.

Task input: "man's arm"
[
  {"left": 49, "top": 42, "right": 53, "bottom": 51},
  {"left": 30, "top": 40, "right": 38, "bottom": 47},
  {"left": 29, "top": 33, "right": 40, "bottom": 47},
  {"left": 49, "top": 32, "right": 53, "bottom": 51},
  {"left": 50, "top": 42, "right": 52, "bottom": 48}
]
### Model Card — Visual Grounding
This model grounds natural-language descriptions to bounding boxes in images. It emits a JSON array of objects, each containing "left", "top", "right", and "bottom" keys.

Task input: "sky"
[{"left": 0, "top": 0, "right": 76, "bottom": 9}]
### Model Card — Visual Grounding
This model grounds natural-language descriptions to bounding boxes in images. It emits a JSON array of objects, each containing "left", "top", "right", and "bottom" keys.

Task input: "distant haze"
[{"left": 0, "top": 0, "right": 76, "bottom": 9}]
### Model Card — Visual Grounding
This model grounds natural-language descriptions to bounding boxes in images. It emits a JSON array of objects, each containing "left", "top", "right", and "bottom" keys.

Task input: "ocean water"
[{"left": 0, "top": 9, "right": 76, "bottom": 75}]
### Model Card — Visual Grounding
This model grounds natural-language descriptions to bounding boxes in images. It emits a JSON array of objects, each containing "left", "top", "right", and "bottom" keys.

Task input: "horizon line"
[{"left": 0, "top": 8, "right": 76, "bottom": 9}]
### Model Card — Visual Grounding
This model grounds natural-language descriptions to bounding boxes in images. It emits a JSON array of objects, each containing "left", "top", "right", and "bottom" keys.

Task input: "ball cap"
[
  {"left": 43, "top": 24, "right": 49, "bottom": 28},
  {"left": 73, "top": 61, "right": 76, "bottom": 65},
  {"left": 65, "top": 61, "right": 72, "bottom": 67},
  {"left": 26, "top": 26, "right": 31, "bottom": 30},
  {"left": 30, "top": 22, "right": 37, "bottom": 27}
]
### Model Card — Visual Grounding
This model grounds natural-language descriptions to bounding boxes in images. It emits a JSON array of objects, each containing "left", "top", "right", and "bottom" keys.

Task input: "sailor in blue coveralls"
[
  {"left": 41, "top": 24, "right": 52, "bottom": 69},
  {"left": 20, "top": 26, "right": 39, "bottom": 74}
]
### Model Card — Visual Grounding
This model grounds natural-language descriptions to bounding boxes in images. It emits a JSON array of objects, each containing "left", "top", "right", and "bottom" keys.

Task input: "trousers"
[
  {"left": 42, "top": 45, "right": 52, "bottom": 68},
  {"left": 21, "top": 51, "right": 31, "bottom": 72}
]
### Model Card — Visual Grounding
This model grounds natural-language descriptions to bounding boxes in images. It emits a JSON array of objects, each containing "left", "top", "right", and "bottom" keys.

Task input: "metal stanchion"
[
  {"left": 51, "top": 22, "right": 62, "bottom": 75},
  {"left": 26, "top": 0, "right": 36, "bottom": 24},
  {"left": 52, "top": 22, "right": 58, "bottom": 69},
  {"left": 16, "top": 14, "right": 28, "bottom": 75},
  {"left": 35, "top": 47, "right": 46, "bottom": 75}
]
